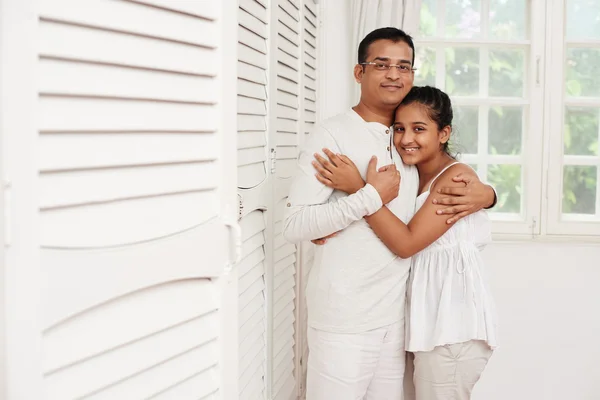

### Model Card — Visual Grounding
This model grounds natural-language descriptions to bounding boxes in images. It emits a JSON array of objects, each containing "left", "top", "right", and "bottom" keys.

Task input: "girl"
[{"left": 312, "top": 86, "right": 498, "bottom": 399}]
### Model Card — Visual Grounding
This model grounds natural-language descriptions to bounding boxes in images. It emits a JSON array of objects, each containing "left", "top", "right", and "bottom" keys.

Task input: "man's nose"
[{"left": 385, "top": 66, "right": 401, "bottom": 80}]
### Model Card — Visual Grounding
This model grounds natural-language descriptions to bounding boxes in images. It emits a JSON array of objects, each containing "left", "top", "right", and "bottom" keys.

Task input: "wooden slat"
[
  {"left": 239, "top": 0, "right": 268, "bottom": 24},
  {"left": 277, "top": 104, "right": 298, "bottom": 120},
  {"left": 39, "top": 133, "right": 217, "bottom": 172},
  {"left": 238, "top": 43, "right": 268, "bottom": 69},
  {"left": 130, "top": 0, "right": 218, "bottom": 20},
  {"left": 40, "top": 20, "right": 217, "bottom": 76},
  {"left": 40, "top": 163, "right": 217, "bottom": 210},
  {"left": 277, "top": 90, "right": 299, "bottom": 109},
  {"left": 239, "top": 25, "right": 267, "bottom": 54},
  {"left": 238, "top": 131, "right": 267, "bottom": 150},
  {"left": 39, "top": 0, "right": 217, "bottom": 48},
  {"left": 238, "top": 62, "right": 267, "bottom": 85},
  {"left": 238, "top": 96, "right": 268, "bottom": 116},
  {"left": 238, "top": 7, "right": 268, "bottom": 39},
  {"left": 277, "top": 132, "right": 297, "bottom": 146},
  {"left": 277, "top": 118, "right": 298, "bottom": 133},
  {"left": 40, "top": 97, "right": 217, "bottom": 132},
  {"left": 238, "top": 78, "right": 267, "bottom": 100}
]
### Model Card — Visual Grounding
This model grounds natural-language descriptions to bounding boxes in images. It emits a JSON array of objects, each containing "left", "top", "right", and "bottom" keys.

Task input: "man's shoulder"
[{"left": 317, "top": 110, "right": 358, "bottom": 134}]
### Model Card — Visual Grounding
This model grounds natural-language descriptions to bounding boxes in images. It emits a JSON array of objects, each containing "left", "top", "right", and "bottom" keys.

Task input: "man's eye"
[
  {"left": 375, "top": 63, "right": 389, "bottom": 69},
  {"left": 399, "top": 65, "right": 410, "bottom": 71}
]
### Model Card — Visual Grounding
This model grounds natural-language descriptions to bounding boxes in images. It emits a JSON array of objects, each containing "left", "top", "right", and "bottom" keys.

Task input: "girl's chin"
[{"left": 398, "top": 152, "right": 421, "bottom": 165}]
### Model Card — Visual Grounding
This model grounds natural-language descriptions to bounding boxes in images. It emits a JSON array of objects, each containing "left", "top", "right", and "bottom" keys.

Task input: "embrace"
[{"left": 283, "top": 27, "right": 498, "bottom": 400}]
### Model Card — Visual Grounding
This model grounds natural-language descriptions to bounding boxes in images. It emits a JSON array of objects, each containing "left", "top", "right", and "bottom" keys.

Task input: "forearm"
[
  {"left": 283, "top": 184, "right": 382, "bottom": 243},
  {"left": 484, "top": 184, "right": 497, "bottom": 209},
  {"left": 364, "top": 207, "right": 416, "bottom": 258}
]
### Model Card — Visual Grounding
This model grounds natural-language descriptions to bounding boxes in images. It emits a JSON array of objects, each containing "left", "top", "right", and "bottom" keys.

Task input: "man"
[{"left": 283, "top": 27, "right": 496, "bottom": 400}]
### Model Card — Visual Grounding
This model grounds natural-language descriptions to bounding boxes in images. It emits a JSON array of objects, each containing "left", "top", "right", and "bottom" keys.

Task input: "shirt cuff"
[{"left": 360, "top": 183, "right": 383, "bottom": 215}]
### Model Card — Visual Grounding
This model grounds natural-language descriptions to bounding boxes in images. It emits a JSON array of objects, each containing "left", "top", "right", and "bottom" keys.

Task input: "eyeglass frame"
[{"left": 359, "top": 61, "right": 417, "bottom": 73}]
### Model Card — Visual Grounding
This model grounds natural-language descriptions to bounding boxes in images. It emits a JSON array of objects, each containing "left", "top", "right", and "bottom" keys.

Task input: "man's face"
[{"left": 354, "top": 39, "right": 415, "bottom": 108}]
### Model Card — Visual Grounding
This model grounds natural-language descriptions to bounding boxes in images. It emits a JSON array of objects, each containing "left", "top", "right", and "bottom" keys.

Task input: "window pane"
[
  {"left": 488, "top": 107, "right": 523, "bottom": 155},
  {"left": 453, "top": 106, "right": 479, "bottom": 154},
  {"left": 489, "top": 49, "right": 524, "bottom": 97},
  {"left": 414, "top": 47, "right": 436, "bottom": 87},
  {"left": 562, "top": 166, "right": 597, "bottom": 215},
  {"left": 566, "top": 48, "right": 600, "bottom": 97},
  {"left": 490, "top": 0, "right": 527, "bottom": 40},
  {"left": 566, "top": 0, "right": 600, "bottom": 40},
  {"left": 446, "top": 0, "right": 481, "bottom": 39},
  {"left": 419, "top": 0, "right": 437, "bottom": 37},
  {"left": 445, "top": 48, "right": 479, "bottom": 96},
  {"left": 487, "top": 164, "right": 522, "bottom": 213},
  {"left": 564, "top": 107, "right": 599, "bottom": 156}
]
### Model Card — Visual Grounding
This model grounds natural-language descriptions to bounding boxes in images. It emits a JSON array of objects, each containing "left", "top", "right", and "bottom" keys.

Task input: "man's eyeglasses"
[{"left": 360, "top": 62, "right": 416, "bottom": 73}]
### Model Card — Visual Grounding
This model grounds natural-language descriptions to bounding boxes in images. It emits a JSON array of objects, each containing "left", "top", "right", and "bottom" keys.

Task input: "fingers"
[
  {"left": 312, "top": 160, "right": 334, "bottom": 180},
  {"left": 452, "top": 173, "right": 473, "bottom": 185},
  {"left": 322, "top": 148, "right": 342, "bottom": 166},
  {"left": 338, "top": 154, "right": 354, "bottom": 166},
  {"left": 446, "top": 210, "right": 469, "bottom": 225},
  {"left": 315, "top": 172, "right": 334, "bottom": 187},
  {"left": 436, "top": 205, "right": 470, "bottom": 215},
  {"left": 367, "top": 156, "right": 378, "bottom": 174},
  {"left": 314, "top": 153, "right": 336, "bottom": 171},
  {"left": 436, "top": 186, "right": 469, "bottom": 196},
  {"left": 311, "top": 238, "right": 327, "bottom": 245}
]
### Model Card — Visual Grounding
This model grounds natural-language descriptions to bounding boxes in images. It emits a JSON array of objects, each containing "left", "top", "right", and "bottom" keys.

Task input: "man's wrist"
[{"left": 484, "top": 185, "right": 497, "bottom": 209}]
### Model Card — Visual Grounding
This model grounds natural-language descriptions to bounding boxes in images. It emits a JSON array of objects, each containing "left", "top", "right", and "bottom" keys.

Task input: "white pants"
[
  {"left": 404, "top": 340, "right": 493, "bottom": 400},
  {"left": 306, "top": 321, "right": 406, "bottom": 400}
]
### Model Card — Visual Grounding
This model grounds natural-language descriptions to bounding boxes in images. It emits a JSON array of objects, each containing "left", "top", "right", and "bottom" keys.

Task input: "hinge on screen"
[{"left": 270, "top": 148, "right": 277, "bottom": 174}]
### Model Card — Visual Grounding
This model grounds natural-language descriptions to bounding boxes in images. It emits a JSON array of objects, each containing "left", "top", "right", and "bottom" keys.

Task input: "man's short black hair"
[{"left": 357, "top": 27, "right": 415, "bottom": 66}]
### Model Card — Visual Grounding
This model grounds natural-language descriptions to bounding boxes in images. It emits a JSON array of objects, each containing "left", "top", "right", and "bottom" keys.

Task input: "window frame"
[
  {"left": 414, "top": 0, "right": 548, "bottom": 236},
  {"left": 545, "top": 0, "right": 600, "bottom": 236}
]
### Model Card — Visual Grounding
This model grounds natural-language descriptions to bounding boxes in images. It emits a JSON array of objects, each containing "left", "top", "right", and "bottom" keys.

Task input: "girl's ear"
[{"left": 439, "top": 125, "right": 452, "bottom": 144}]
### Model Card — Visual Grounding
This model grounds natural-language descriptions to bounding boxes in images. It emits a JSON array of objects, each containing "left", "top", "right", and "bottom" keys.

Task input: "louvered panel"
[
  {"left": 43, "top": 280, "right": 219, "bottom": 400},
  {"left": 238, "top": 209, "right": 267, "bottom": 400},
  {"left": 40, "top": 21, "right": 217, "bottom": 76},
  {"left": 278, "top": 36, "right": 300, "bottom": 59},
  {"left": 238, "top": 2, "right": 269, "bottom": 191},
  {"left": 304, "top": 52, "right": 316, "bottom": 70},
  {"left": 304, "top": 2, "right": 317, "bottom": 28},
  {"left": 304, "top": 64, "right": 317, "bottom": 80},
  {"left": 38, "top": 3, "right": 231, "bottom": 399}
]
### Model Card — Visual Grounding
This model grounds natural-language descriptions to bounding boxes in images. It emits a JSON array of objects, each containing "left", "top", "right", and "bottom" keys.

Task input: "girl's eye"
[
  {"left": 414, "top": 127, "right": 425, "bottom": 132},
  {"left": 394, "top": 126, "right": 404, "bottom": 132}
]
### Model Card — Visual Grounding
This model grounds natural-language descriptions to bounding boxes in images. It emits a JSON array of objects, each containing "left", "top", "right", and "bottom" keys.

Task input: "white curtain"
[{"left": 350, "top": 0, "right": 423, "bottom": 103}]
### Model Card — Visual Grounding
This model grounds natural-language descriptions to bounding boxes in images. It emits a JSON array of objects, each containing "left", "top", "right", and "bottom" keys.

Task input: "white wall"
[{"left": 475, "top": 242, "right": 600, "bottom": 400}]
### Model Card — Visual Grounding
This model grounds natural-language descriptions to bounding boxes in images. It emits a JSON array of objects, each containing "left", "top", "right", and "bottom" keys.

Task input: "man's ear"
[
  {"left": 440, "top": 125, "right": 452, "bottom": 144},
  {"left": 353, "top": 64, "right": 363, "bottom": 83}
]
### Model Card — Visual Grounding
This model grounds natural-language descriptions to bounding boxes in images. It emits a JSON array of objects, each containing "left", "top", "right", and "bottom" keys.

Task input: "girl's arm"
[{"left": 364, "top": 163, "right": 471, "bottom": 258}]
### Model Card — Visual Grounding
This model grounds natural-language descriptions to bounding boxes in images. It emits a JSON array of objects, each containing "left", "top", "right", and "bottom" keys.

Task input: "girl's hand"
[{"left": 312, "top": 148, "right": 365, "bottom": 194}]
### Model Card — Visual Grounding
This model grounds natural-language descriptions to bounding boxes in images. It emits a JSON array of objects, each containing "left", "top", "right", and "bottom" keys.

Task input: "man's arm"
[{"left": 282, "top": 127, "right": 384, "bottom": 244}]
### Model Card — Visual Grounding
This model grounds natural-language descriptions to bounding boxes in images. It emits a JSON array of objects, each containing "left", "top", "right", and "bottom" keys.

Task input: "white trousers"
[
  {"left": 404, "top": 340, "right": 493, "bottom": 400},
  {"left": 306, "top": 320, "right": 406, "bottom": 400}
]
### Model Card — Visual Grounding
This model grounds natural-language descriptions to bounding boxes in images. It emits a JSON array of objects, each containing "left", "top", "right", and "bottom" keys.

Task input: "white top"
[
  {"left": 283, "top": 109, "right": 419, "bottom": 333},
  {"left": 406, "top": 162, "right": 499, "bottom": 352}
]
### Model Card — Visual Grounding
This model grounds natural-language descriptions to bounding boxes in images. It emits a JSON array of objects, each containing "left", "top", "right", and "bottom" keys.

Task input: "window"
[{"left": 415, "top": 0, "right": 600, "bottom": 237}]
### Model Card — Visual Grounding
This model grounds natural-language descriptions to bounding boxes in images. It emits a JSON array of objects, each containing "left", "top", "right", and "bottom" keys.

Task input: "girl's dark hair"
[{"left": 399, "top": 86, "right": 454, "bottom": 156}]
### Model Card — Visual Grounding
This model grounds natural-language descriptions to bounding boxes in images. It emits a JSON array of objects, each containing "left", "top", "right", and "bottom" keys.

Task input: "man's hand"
[
  {"left": 311, "top": 231, "right": 338, "bottom": 245},
  {"left": 431, "top": 172, "right": 495, "bottom": 224},
  {"left": 366, "top": 156, "right": 400, "bottom": 205}
]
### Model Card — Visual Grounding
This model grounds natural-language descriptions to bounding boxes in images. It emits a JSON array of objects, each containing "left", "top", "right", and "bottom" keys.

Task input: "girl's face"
[{"left": 392, "top": 102, "right": 451, "bottom": 166}]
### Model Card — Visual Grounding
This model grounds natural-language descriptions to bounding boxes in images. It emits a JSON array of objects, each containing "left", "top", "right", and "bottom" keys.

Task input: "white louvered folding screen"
[
  {"left": 32, "top": 1, "right": 238, "bottom": 399},
  {"left": 236, "top": 1, "right": 319, "bottom": 400},
  {"left": 237, "top": 1, "right": 270, "bottom": 399}
]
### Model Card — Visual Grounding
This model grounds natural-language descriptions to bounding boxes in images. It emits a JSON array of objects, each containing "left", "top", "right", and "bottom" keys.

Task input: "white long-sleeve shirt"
[{"left": 283, "top": 109, "right": 419, "bottom": 333}]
